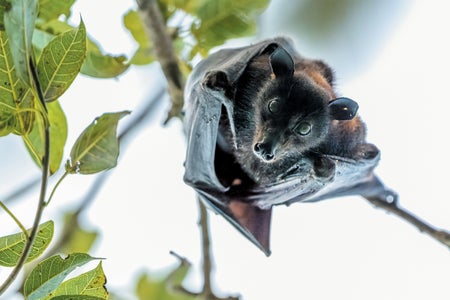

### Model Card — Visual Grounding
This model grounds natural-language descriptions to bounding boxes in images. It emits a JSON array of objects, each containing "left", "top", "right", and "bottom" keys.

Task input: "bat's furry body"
[{"left": 183, "top": 37, "right": 395, "bottom": 254}]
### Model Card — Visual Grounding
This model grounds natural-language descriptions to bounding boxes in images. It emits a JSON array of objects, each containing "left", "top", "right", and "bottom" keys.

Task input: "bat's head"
[{"left": 252, "top": 47, "right": 358, "bottom": 163}]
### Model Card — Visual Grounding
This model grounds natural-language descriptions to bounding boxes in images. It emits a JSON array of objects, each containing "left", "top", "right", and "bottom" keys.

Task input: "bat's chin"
[{"left": 254, "top": 152, "right": 277, "bottom": 163}]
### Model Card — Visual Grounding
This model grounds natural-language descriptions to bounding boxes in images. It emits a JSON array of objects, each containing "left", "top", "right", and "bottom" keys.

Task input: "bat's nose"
[{"left": 254, "top": 142, "right": 275, "bottom": 161}]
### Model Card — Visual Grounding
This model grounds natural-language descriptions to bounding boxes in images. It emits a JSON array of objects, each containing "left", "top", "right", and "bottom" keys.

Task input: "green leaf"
[
  {"left": 37, "top": 20, "right": 86, "bottom": 102},
  {"left": 157, "top": 0, "right": 198, "bottom": 15},
  {"left": 24, "top": 100, "right": 68, "bottom": 174},
  {"left": 37, "top": 19, "right": 129, "bottom": 78},
  {"left": 80, "top": 41, "right": 129, "bottom": 78},
  {"left": 0, "top": 220, "right": 54, "bottom": 267},
  {"left": 38, "top": 0, "right": 76, "bottom": 21},
  {"left": 44, "top": 262, "right": 108, "bottom": 299},
  {"left": 23, "top": 253, "right": 98, "bottom": 300},
  {"left": 60, "top": 212, "right": 99, "bottom": 254},
  {"left": 123, "top": 10, "right": 150, "bottom": 48},
  {"left": 191, "top": 0, "right": 269, "bottom": 56},
  {"left": 4, "top": 0, "right": 38, "bottom": 86},
  {"left": 123, "top": 10, "right": 155, "bottom": 65},
  {"left": 32, "top": 28, "right": 58, "bottom": 60},
  {"left": 51, "top": 296, "right": 105, "bottom": 300},
  {"left": 67, "top": 111, "right": 130, "bottom": 174},
  {"left": 0, "top": 30, "right": 18, "bottom": 137},
  {"left": 0, "top": 25, "right": 35, "bottom": 136},
  {"left": 0, "top": 0, "right": 10, "bottom": 31},
  {"left": 136, "top": 255, "right": 195, "bottom": 300}
]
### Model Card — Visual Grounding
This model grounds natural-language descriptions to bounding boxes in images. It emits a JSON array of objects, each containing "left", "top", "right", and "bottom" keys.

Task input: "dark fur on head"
[{"left": 220, "top": 46, "right": 367, "bottom": 184}]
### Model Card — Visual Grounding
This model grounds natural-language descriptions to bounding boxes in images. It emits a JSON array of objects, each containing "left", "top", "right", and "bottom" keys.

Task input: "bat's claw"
[{"left": 384, "top": 189, "right": 399, "bottom": 205}]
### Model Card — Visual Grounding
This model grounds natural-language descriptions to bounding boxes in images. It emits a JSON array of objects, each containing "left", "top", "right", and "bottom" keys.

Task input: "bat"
[{"left": 182, "top": 37, "right": 396, "bottom": 255}]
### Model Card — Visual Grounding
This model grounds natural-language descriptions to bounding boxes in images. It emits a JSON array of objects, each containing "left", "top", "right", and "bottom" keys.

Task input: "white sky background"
[{"left": 1, "top": 0, "right": 450, "bottom": 299}]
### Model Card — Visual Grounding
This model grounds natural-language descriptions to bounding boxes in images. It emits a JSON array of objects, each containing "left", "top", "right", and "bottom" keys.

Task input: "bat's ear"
[
  {"left": 328, "top": 97, "right": 359, "bottom": 120},
  {"left": 269, "top": 46, "right": 294, "bottom": 78}
]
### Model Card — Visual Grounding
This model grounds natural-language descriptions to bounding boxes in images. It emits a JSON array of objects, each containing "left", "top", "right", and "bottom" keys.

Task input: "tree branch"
[
  {"left": 198, "top": 199, "right": 240, "bottom": 300},
  {"left": 0, "top": 59, "right": 50, "bottom": 295},
  {"left": 136, "top": 0, "right": 185, "bottom": 123},
  {"left": 133, "top": 2, "right": 236, "bottom": 298},
  {"left": 365, "top": 196, "right": 450, "bottom": 248}
]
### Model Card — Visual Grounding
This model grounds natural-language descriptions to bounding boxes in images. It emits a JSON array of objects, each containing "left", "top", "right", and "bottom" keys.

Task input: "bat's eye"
[
  {"left": 268, "top": 99, "right": 280, "bottom": 114},
  {"left": 294, "top": 122, "right": 312, "bottom": 136}
]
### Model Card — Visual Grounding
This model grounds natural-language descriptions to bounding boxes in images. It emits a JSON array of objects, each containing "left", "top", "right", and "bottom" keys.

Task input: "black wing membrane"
[{"left": 183, "top": 37, "right": 395, "bottom": 256}]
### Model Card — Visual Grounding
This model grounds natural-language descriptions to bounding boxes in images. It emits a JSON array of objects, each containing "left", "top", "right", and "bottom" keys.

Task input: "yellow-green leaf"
[
  {"left": 37, "top": 19, "right": 129, "bottom": 78},
  {"left": 0, "top": 30, "right": 35, "bottom": 136},
  {"left": 23, "top": 100, "right": 68, "bottom": 174},
  {"left": 136, "top": 254, "right": 195, "bottom": 300},
  {"left": 123, "top": 10, "right": 155, "bottom": 65},
  {"left": 157, "top": 0, "right": 199, "bottom": 15},
  {"left": 60, "top": 212, "right": 99, "bottom": 254},
  {"left": 0, "top": 0, "right": 9, "bottom": 31},
  {"left": 32, "top": 28, "right": 56, "bottom": 59},
  {"left": 38, "top": 0, "right": 76, "bottom": 21},
  {"left": 51, "top": 296, "right": 105, "bottom": 300},
  {"left": 4, "top": 0, "right": 38, "bottom": 86},
  {"left": 67, "top": 111, "right": 130, "bottom": 174},
  {"left": 123, "top": 10, "right": 150, "bottom": 48},
  {"left": 80, "top": 41, "right": 129, "bottom": 78},
  {"left": 37, "top": 19, "right": 86, "bottom": 102},
  {"left": 0, "top": 220, "right": 54, "bottom": 267},
  {"left": 191, "top": 0, "right": 269, "bottom": 56},
  {"left": 44, "top": 262, "right": 108, "bottom": 299},
  {"left": 23, "top": 253, "right": 99, "bottom": 300}
]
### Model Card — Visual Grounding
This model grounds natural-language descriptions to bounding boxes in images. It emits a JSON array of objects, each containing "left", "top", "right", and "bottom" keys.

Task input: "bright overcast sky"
[{"left": 2, "top": 1, "right": 450, "bottom": 299}]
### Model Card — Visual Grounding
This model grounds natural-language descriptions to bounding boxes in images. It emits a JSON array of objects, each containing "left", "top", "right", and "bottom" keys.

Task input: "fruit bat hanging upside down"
[{"left": 182, "top": 37, "right": 396, "bottom": 256}]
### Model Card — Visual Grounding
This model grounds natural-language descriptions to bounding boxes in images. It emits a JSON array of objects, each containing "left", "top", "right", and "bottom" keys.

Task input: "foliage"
[
  {"left": 135, "top": 256, "right": 194, "bottom": 300},
  {"left": 23, "top": 253, "right": 106, "bottom": 300},
  {"left": 125, "top": 0, "right": 269, "bottom": 65},
  {"left": 0, "top": 221, "right": 53, "bottom": 267},
  {"left": 0, "top": 0, "right": 269, "bottom": 298}
]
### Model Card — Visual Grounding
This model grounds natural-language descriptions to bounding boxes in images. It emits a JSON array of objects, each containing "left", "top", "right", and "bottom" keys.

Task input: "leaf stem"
[
  {"left": 0, "top": 201, "right": 29, "bottom": 238},
  {"left": 45, "top": 171, "right": 69, "bottom": 206},
  {"left": 0, "top": 58, "right": 50, "bottom": 295}
]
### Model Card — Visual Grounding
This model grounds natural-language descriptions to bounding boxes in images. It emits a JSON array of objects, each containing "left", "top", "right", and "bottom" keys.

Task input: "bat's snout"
[{"left": 254, "top": 142, "right": 276, "bottom": 161}]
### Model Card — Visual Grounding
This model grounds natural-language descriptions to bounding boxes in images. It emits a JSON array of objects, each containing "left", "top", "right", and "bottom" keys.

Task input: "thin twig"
[
  {"left": 198, "top": 199, "right": 240, "bottom": 300},
  {"left": 0, "top": 201, "right": 29, "bottom": 238},
  {"left": 134, "top": 2, "right": 238, "bottom": 298},
  {"left": 365, "top": 196, "right": 450, "bottom": 248},
  {"left": 0, "top": 59, "right": 50, "bottom": 295},
  {"left": 136, "top": 0, "right": 185, "bottom": 123},
  {"left": 198, "top": 199, "right": 213, "bottom": 297},
  {"left": 45, "top": 171, "right": 69, "bottom": 206}
]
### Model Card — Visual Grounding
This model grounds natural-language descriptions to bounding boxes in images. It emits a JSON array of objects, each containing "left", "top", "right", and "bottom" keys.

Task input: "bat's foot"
[
  {"left": 363, "top": 176, "right": 399, "bottom": 206},
  {"left": 383, "top": 189, "right": 399, "bottom": 205}
]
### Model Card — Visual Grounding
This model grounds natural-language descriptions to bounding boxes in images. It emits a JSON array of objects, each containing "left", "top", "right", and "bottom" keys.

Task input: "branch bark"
[
  {"left": 365, "top": 196, "right": 450, "bottom": 248},
  {"left": 134, "top": 1, "right": 236, "bottom": 299},
  {"left": 198, "top": 199, "right": 240, "bottom": 300},
  {"left": 136, "top": 0, "right": 185, "bottom": 123}
]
